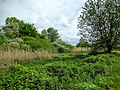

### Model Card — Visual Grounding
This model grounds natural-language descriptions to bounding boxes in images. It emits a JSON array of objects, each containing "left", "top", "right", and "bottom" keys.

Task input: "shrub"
[
  {"left": 39, "top": 39, "right": 56, "bottom": 51},
  {"left": 62, "top": 42, "right": 74, "bottom": 50},
  {"left": 0, "top": 34, "right": 7, "bottom": 44},
  {"left": 8, "top": 42, "right": 20, "bottom": 49},
  {"left": 58, "top": 46, "right": 69, "bottom": 53},
  {"left": 21, "top": 36, "right": 36, "bottom": 41},
  {"left": 113, "top": 46, "right": 120, "bottom": 51},
  {"left": 13, "top": 38, "right": 24, "bottom": 44},
  {"left": 25, "top": 40, "right": 41, "bottom": 50},
  {"left": 82, "top": 54, "right": 113, "bottom": 66},
  {"left": 22, "top": 36, "right": 56, "bottom": 51},
  {"left": 82, "top": 56, "right": 102, "bottom": 63},
  {"left": 52, "top": 42, "right": 69, "bottom": 53},
  {"left": 20, "top": 44, "right": 30, "bottom": 51}
]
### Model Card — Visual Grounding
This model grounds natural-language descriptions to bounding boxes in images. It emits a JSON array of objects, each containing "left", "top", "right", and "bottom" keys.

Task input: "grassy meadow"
[{"left": 0, "top": 50, "right": 120, "bottom": 90}]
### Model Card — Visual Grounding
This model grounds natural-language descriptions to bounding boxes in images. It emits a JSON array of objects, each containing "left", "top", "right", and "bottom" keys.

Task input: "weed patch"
[{"left": 0, "top": 53, "right": 120, "bottom": 89}]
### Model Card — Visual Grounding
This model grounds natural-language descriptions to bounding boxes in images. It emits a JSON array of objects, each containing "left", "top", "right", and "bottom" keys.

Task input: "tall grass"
[
  {"left": 71, "top": 47, "right": 91, "bottom": 53},
  {"left": 0, "top": 49, "right": 54, "bottom": 68}
]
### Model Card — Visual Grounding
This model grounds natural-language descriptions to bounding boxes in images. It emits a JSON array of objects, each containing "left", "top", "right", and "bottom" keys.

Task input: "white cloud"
[{"left": 0, "top": 0, "right": 86, "bottom": 45}]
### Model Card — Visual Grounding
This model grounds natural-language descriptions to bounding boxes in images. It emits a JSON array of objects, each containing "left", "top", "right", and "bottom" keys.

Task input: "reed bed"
[
  {"left": 0, "top": 49, "right": 54, "bottom": 68},
  {"left": 71, "top": 47, "right": 91, "bottom": 53}
]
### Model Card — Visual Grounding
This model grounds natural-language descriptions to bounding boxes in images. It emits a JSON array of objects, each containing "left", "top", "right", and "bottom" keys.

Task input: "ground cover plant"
[{"left": 0, "top": 52, "right": 120, "bottom": 90}]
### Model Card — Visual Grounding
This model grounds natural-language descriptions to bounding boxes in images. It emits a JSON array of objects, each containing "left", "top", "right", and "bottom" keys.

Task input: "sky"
[{"left": 0, "top": 0, "right": 86, "bottom": 45}]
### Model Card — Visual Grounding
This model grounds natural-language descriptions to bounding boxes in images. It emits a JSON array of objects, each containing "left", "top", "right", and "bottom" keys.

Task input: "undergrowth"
[{"left": 0, "top": 53, "right": 120, "bottom": 90}]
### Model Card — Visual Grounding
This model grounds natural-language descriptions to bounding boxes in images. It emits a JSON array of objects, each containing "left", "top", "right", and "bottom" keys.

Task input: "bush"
[
  {"left": 62, "top": 42, "right": 74, "bottom": 50},
  {"left": 52, "top": 42, "right": 69, "bottom": 53},
  {"left": 39, "top": 39, "right": 56, "bottom": 51},
  {"left": 0, "top": 34, "right": 7, "bottom": 44},
  {"left": 82, "top": 54, "right": 113, "bottom": 66},
  {"left": 113, "top": 46, "right": 120, "bottom": 51},
  {"left": 13, "top": 38, "right": 24, "bottom": 44},
  {"left": 25, "top": 40, "right": 42, "bottom": 50},
  {"left": 58, "top": 46, "right": 69, "bottom": 53},
  {"left": 21, "top": 36, "right": 36, "bottom": 41},
  {"left": 20, "top": 44, "right": 30, "bottom": 51},
  {"left": 8, "top": 42, "right": 20, "bottom": 49},
  {"left": 22, "top": 36, "right": 56, "bottom": 51}
]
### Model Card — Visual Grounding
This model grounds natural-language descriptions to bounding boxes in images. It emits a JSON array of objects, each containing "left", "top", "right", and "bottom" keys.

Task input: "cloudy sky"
[{"left": 0, "top": 0, "right": 86, "bottom": 45}]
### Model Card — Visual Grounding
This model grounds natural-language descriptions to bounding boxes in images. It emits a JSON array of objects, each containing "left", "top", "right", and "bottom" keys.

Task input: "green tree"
[
  {"left": 77, "top": 0, "right": 120, "bottom": 53},
  {"left": 19, "top": 23, "right": 38, "bottom": 38},
  {"left": 76, "top": 38, "right": 90, "bottom": 48},
  {"left": 47, "top": 27, "right": 60, "bottom": 42},
  {"left": 2, "top": 17, "right": 40, "bottom": 39},
  {"left": 41, "top": 29, "right": 48, "bottom": 39},
  {"left": 0, "top": 34, "right": 7, "bottom": 44},
  {"left": 2, "top": 17, "right": 21, "bottom": 38}
]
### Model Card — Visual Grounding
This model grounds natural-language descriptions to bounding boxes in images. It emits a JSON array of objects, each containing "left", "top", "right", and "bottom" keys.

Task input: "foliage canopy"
[{"left": 77, "top": 0, "right": 120, "bottom": 53}]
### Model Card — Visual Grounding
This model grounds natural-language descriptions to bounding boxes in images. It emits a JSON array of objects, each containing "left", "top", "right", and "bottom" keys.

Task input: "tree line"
[
  {"left": 0, "top": 17, "right": 73, "bottom": 53},
  {"left": 1, "top": 0, "right": 120, "bottom": 53}
]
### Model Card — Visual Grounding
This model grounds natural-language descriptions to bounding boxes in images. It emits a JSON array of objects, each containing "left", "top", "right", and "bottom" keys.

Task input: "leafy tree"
[
  {"left": 19, "top": 23, "right": 38, "bottom": 38},
  {"left": 0, "top": 34, "right": 7, "bottom": 44},
  {"left": 76, "top": 38, "right": 90, "bottom": 48},
  {"left": 47, "top": 27, "right": 60, "bottom": 42},
  {"left": 2, "top": 17, "right": 40, "bottom": 39},
  {"left": 41, "top": 27, "right": 60, "bottom": 42},
  {"left": 77, "top": 0, "right": 120, "bottom": 53},
  {"left": 41, "top": 29, "right": 48, "bottom": 39},
  {"left": 2, "top": 17, "right": 21, "bottom": 38}
]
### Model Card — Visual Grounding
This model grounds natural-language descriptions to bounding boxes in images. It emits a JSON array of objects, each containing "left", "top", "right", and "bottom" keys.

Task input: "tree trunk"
[{"left": 107, "top": 46, "right": 112, "bottom": 53}]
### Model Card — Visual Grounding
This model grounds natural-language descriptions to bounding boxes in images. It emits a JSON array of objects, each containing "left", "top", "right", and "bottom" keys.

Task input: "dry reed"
[
  {"left": 0, "top": 49, "right": 54, "bottom": 68},
  {"left": 71, "top": 47, "right": 91, "bottom": 53}
]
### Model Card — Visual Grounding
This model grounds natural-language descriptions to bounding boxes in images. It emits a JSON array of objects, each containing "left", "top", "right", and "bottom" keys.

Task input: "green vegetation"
[
  {"left": 77, "top": 0, "right": 120, "bottom": 53},
  {"left": 0, "top": 53, "right": 120, "bottom": 89},
  {"left": 0, "top": 17, "right": 73, "bottom": 68},
  {"left": 76, "top": 37, "right": 90, "bottom": 48},
  {"left": 0, "top": 0, "right": 120, "bottom": 89},
  {"left": 0, "top": 17, "right": 73, "bottom": 52}
]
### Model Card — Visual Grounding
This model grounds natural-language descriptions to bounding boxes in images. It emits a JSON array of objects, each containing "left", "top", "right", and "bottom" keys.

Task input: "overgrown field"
[
  {"left": 0, "top": 49, "right": 54, "bottom": 68},
  {"left": 0, "top": 53, "right": 120, "bottom": 90}
]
